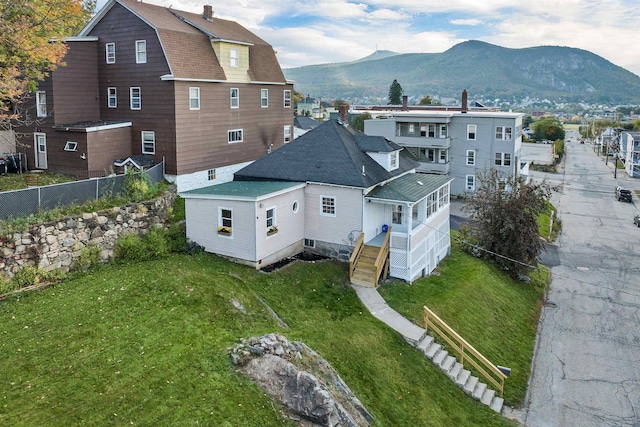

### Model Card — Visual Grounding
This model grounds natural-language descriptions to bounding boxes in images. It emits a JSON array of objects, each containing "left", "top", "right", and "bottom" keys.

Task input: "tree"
[
  {"left": 0, "top": 0, "right": 94, "bottom": 124},
  {"left": 419, "top": 95, "right": 432, "bottom": 105},
  {"left": 350, "top": 112, "right": 371, "bottom": 132},
  {"left": 531, "top": 117, "right": 565, "bottom": 142},
  {"left": 461, "top": 169, "right": 555, "bottom": 280},
  {"left": 333, "top": 99, "right": 348, "bottom": 109},
  {"left": 388, "top": 79, "right": 403, "bottom": 105}
]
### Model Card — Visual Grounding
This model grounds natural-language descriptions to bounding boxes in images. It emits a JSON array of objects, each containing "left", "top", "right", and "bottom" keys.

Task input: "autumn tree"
[
  {"left": 0, "top": 0, "right": 94, "bottom": 124},
  {"left": 531, "top": 117, "right": 565, "bottom": 142},
  {"left": 388, "top": 79, "right": 403, "bottom": 105},
  {"left": 461, "top": 169, "right": 555, "bottom": 280},
  {"left": 419, "top": 95, "right": 432, "bottom": 105}
]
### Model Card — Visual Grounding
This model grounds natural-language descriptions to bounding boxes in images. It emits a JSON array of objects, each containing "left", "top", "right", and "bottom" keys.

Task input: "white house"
[{"left": 180, "top": 119, "right": 453, "bottom": 285}]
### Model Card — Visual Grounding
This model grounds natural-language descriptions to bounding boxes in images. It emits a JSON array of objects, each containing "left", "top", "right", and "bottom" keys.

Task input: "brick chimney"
[
  {"left": 461, "top": 89, "right": 468, "bottom": 113},
  {"left": 402, "top": 95, "right": 408, "bottom": 111},
  {"left": 203, "top": 5, "right": 213, "bottom": 20},
  {"left": 338, "top": 104, "right": 349, "bottom": 124}
]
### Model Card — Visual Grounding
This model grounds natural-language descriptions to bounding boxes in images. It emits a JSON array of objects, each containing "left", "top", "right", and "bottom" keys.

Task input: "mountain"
[{"left": 283, "top": 40, "right": 640, "bottom": 104}]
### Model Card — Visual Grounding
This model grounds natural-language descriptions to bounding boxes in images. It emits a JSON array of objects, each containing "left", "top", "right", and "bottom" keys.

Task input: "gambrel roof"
[
  {"left": 80, "top": 0, "right": 286, "bottom": 83},
  {"left": 235, "top": 120, "right": 418, "bottom": 188}
]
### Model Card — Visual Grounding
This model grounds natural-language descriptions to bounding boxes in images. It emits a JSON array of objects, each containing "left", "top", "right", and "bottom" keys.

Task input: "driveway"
[{"left": 524, "top": 138, "right": 640, "bottom": 426}]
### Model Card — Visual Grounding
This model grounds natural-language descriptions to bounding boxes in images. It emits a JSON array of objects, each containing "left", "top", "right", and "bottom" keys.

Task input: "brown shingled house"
[{"left": 17, "top": 0, "right": 294, "bottom": 190}]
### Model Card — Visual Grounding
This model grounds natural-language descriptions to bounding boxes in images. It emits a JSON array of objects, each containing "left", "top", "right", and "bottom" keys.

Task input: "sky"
[{"left": 95, "top": 0, "right": 640, "bottom": 77}]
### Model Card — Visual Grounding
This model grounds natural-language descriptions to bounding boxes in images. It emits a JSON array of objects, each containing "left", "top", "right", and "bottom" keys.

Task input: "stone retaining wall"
[{"left": 0, "top": 188, "right": 176, "bottom": 279}]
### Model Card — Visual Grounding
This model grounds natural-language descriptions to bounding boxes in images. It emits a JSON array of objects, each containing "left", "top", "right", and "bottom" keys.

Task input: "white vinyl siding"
[{"left": 304, "top": 185, "right": 362, "bottom": 245}]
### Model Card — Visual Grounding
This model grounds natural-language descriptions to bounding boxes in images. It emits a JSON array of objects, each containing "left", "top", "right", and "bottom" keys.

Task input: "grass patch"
[
  {"left": 379, "top": 239, "right": 547, "bottom": 406},
  {"left": 0, "top": 173, "right": 76, "bottom": 191},
  {"left": 0, "top": 253, "right": 513, "bottom": 426},
  {"left": 537, "top": 201, "right": 561, "bottom": 242}
]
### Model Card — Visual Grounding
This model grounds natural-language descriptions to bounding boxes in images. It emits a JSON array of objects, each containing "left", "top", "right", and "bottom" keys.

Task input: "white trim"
[
  {"left": 141, "top": 131, "right": 155, "bottom": 154},
  {"left": 261, "top": 88, "right": 268, "bottom": 108},
  {"left": 467, "top": 124, "right": 477, "bottom": 140},
  {"left": 466, "top": 149, "right": 475, "bottom": 166},
  {"left": 210, "top": 38, "right": 254, "bottom": 46},
  {"left": 189, "top": 87, "right": 200, "bottom": 110},
  {"left": 130, "top": 87, "right": 141, "bottom": 110},
  {"left": 64, "top": 36, "right": 99, "bottom": 42},
  {"left": 265, "top": 206, "right": 276, "bottom": 230},
  {"left": 160, "top": 75, "right": 226, "bottom": 82},
  {"left": 56, "top": 122, "right": 132, "bottom": 133},
  {"left": 228, "top": 128, "right": 243, "bottom": 143},
  {"left": 250, "top": 81, "right": 287, "bottom": 86},
  {"left": 218, "top": 206, "right": 233, "bottom": 239},
  {"left": 135, "top": 39, "right": 147, "bottom": 64},
  {"left": 106, "top": 42, "right": 116, "bottom": 64},
  {"left": 230, "top": 88, "right": 239, "bottom": 109},
  {"left": 283, "top": 90, "right": 292, "bottom": 108},
  {"left": 465, "top": 175, "right": 475, "bottom": 191},
  {"left": 64, "top": 141, "right": 78, "bottom": 151},
  {"left": 178, "top": 183, "right": 306, "bottom": 201},
  {"left": 107, "top": 87, "right": 117, "bottom": 108},
  {"left": 36, "top": 91, "right": 47, "bottom": 117},
  {"left": 320, "top": 195, "right": 336, "bottom": 217},
  {"left": 229, "top": 48, "right": 239, "bottom": 68}
]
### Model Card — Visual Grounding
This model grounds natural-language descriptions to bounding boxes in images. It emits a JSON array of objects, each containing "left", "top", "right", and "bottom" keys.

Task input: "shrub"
[
  {"left": 75, "top": 245, "right": 102, "bottom": 271},
  {"left": 12, "top": 266, "right": 40, "bottom": 287},
  {"left": 114, "top": 234, "right": 148, "bottom": 262},
  {"left": 165, "top": 222, "right": 187, "bottom": 253},
  {"left": 122, "top": 170, "right": 155, "bottom": 202},
  {"left": 145, "top": 228, "right": 169, "bottom": 258}
]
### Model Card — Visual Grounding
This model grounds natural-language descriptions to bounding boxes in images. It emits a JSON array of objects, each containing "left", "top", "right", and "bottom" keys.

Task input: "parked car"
[
  {"left": 616, "top": 186, "right": 633, "bottom": 202},
  {"left": 634, "top": 214, "right": 640, "bottom": 227}
]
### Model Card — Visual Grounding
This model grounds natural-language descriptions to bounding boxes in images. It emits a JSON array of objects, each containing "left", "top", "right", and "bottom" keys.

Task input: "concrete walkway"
[{"left": 352, "top": 284, "right": 426, "bottom": 344}]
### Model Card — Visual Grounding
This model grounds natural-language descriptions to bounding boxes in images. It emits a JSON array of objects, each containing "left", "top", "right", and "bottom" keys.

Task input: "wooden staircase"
[{"left": 349, "top": 228, "right": 391, "bottom": 288}]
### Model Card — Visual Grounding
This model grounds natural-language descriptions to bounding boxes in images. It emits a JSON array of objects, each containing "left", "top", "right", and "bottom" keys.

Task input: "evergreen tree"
[{"left": 388, "top": 79, "right": 403, "bottom": 105}]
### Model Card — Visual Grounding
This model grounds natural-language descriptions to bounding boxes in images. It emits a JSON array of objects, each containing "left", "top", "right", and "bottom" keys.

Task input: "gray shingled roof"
[
  {"left": 180, "top": 180, "right": 303, "bottom": 199},
  {"left": 235, "top": 120, "right": 418, "bottom": 188},
  {"left": 294, "top": 116, "right": 321, "bottom": 130},
  {"left": 86, "top": 0, "right": 285, "bottom": 83},
  {"left": 366, "top": 173, "right": 453, "bottom": 203}
]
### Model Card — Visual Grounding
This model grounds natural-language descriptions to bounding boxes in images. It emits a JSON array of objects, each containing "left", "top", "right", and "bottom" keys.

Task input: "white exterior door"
[{"left": 34, "top": 133, "right": 47, "bottom": 169}]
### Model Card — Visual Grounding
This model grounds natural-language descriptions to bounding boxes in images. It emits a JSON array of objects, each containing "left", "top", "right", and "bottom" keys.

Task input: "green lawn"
[
  {"left": 0, "top": 253, "right": 515, "bottom": 426},
  {"left": 0, "top": 172, "right": 76, "bottom": 191},
  {"left": 379, "top": 239, "right": 547, "bottom": 406}
]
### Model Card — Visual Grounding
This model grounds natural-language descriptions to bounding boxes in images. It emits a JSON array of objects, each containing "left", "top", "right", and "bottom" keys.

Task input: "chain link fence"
[{"left": 0, "top": 161, "right": 164, "bottom": 221}]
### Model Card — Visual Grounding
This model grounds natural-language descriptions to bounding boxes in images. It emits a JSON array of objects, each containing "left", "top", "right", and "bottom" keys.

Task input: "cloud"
[{"left": 450, "top": 19, "right": 482, "bottom": 26}]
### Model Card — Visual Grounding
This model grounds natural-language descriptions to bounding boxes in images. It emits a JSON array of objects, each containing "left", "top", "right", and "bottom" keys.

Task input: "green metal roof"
[
  {"left": 366, "top": 173, "right": 452, "bottom": 203},
  {"left": 180, "top": 181, "right": 304, "bottom": 199}
]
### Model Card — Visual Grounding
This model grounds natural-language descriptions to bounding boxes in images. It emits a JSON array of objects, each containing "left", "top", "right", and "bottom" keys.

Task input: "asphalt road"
[{"left": 524, "top": 131, "right": 640, "bottom": 426}]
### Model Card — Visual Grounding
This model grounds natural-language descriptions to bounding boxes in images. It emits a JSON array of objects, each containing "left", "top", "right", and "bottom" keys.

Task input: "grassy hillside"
[
  {"left": 284, "top": 40, "right": 640, "bottom": 104},
  {"left": 0, "top": 246, "right": 542, "bottom": 425}
]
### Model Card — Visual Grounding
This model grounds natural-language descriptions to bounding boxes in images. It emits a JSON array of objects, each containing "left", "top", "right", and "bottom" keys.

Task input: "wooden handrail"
[
  {"left": 349, "top": 232, "right": 365, "bottom": 280},
  {"left": 423, "top": 306, "right": 507, "bottom": 397},
  {"left": 373, "top": 226, "right": 392, "bottom": 286}
]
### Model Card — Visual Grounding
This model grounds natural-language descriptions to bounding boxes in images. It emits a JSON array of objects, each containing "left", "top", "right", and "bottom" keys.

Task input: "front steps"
[
  {"left": 350, "top": 245, "right": 383, "bottom": 287},
  {"left": 416, "top": 334, "right": 504, "bottom": 413}
]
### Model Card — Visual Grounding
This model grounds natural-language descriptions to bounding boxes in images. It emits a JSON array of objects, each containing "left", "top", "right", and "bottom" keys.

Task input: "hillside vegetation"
[
  {"left": 284, "top": 40, "right": 640, "bottom": 104},
  {"left": 0, "top": 242, "right": 545, "bottom": 426}
]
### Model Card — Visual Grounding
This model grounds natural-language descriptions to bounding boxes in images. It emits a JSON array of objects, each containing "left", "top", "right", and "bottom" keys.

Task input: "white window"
[
  {"left": 135, "top": 40, "right": 146, "bottom": 64},
  {"left": 218, "top": 207, "right": 233, "bottom": 236},
  {"left": 438, "top": 185, "right": 449, "bottom": 208},
  {"left": 439, "top": 149, "right": 447, "bottom": 163},
  {"left": 261, "top": 89, "right": 268, "bottom": 108},
  {"left": 36, "top": 91, "right": 46, "bottom": 117},
  {"left": 189, "top": 87, "right": 200, "bottom": 110},
  {"left": 426, "top": 192, "right": 437, "bottom": 218},
  {"left": 494, "top": 152, "right": 511, "bottom": 166},
  {"left": 106, "top": 42, "right": 115, "bottom": 64},
  {"left": 467, "top": 124, "right": 477, "bottom": 140},
  {"left": 230, "top": 48, "right": 238, "bottom": 67},
  {"left": 428, "top": 124, "right": 436, "bottom": 138},
  {"left": 466, "top": 175, "right": 475, "bottom": 191},
  {"left": 304, "top": 238, "right": 315, "bottom": 248},
  {"left": 390, "top": 151, "right": 398, "bottom": 169},
  {"left": 320, "top": 196, "right": 336, "bottom": 216},
  {"left": 284, "top": 90, "right": 291, "bottom": 108},
  {"left": 108, "top": 87, "right": 117, "bottom": 108},
  {"left": 64, "top": 141, "right": 78, "bottom": 152},
  {"left": 130, "top": 87, "right": 141, "bottom": 110},
  {"left": 207, "top": 169, "right": 216, "bottom": 180},
  {"left": 392, "top": 205, "right": 403, "bottom": 224},
  {"left": 420, "top": 124, "right": 427, "bottom": 137},
  {"left": 408, "top": 123, "right": 415, "bottom": 134},
  {"left": 141, "top": 131, "right": 155, "bottom": 154},
  {"left": 496, "top": 126, "right": 512, "bottom": 140},
  {"left": 228, "top": 129, "right": 243, "bottom": 143},
  {"left": 284, "top": 125, "right": 291, "bottom": 143},
  {"left": 423, "top": 148, "right": 435, "bottom": 162},
  {"left": 266, "top": 207, "right": 276, "bottom": 229},
  {"left": 439, "top": 124, "right": 447, "bottom": 138},
  {"left": 230, "top": 88, "right": 239, "bottom": 108},
  {"left": 466, "top": 150, "right": 476, "bottom": 166}
]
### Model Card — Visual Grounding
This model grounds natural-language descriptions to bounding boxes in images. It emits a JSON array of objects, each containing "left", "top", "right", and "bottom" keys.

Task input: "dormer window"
[
  {"left": 230, "top": 48, "right": 239, "bottom": 67},
  {"left": 389, "top": 151, "right": 399, "bottom": 170}
]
